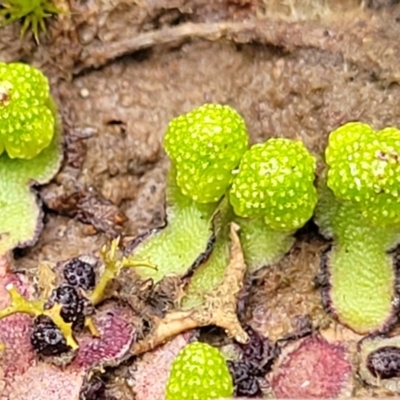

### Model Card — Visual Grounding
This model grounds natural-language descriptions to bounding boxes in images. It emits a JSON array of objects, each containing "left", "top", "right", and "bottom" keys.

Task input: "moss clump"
[{"left": 0, "top": 0, "right": 62, "bottom": 42}]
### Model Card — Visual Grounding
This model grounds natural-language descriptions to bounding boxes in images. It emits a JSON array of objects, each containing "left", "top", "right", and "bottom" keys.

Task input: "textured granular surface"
[
  {"left": 0, "top": 257, "right": 138, "bottom": 399},
  {"left": 2, "top": 0, "right": 400, "bottom": 398},
  {"left": 271, "top": 336, "right": 353, "bottom": 398},
  {"left": 247, "top": 238, "right": 329, "bottom": 342},
  {"left": 131, "top": 332, "right": 195, "bottom": 400}
]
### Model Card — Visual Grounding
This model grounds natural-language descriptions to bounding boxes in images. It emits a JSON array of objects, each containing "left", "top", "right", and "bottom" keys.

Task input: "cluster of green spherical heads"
[
  {"left": 0, "top": 62, "right": 55, "bottom": 159},
  {"left": 164, "top": 103, "right": 318, "bottom": 232}
]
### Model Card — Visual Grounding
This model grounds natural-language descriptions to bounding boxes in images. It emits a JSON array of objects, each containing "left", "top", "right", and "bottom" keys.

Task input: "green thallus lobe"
[
  {"left": 129, "top": 167, "right": 217, "bottom": 284},
  {"left": 316, "top": 122, "right": 400, "bottom": 334}
]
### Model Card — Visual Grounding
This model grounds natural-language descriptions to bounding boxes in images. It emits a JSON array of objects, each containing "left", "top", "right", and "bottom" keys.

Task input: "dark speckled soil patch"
[
  {"left": 3, "top": 0, "right": 400, "bottom": 398},
  {"left": 247, "top": 236, "right": 329, "bottom": 342}
]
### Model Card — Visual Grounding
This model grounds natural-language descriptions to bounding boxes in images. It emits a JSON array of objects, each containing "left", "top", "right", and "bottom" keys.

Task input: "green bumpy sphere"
[
  {"left": 230, "top": 138, "right": 317, "bottom": 231},
  {"left": 0, "top": 62, "right": 55, "bottom": 159},
  {"left": 166, "top": 342, "right": 233, "bottom": 400},
  {"left": 326, "top": 122, "right": 400, "bottom": 226},
  {"left": 164, "top": 103, "right": 248, "bottom": 203}
]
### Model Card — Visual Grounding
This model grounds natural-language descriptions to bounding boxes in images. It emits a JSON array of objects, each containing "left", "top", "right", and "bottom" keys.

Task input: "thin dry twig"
[
  {"left": 76, "top": 17, "right": 400, "bottom": 84},
  {"left": 132, "top": 222, "right": 249, "bottom": 356},
  {"left": 75, "top": 21, "right": 254, "bottom": 74}
]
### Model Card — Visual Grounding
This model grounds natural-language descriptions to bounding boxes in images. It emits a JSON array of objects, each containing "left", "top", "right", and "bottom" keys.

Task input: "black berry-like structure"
[
  {"left": 359, "top": 336, "right": 400, "bottom": 393},
  {"left": 227, "top": 327, "right": 279, "bottom": 397},
  {"left": 31, "top": 315, "right": 70, "bottom": 356},
  {"left": 63, "top": 258, "right": 96, "bottom": 290},
  {"left": 239, "top": 326, "right": 264, "bottom": 365},
  {"left": 228, "top": 360, "right": 262, "bottom": 397},
  {"left": 239, "top": 326, "right": 279, "bottom": 374},
  {"left": 44, "top": 285, "right": 85, "bottom": 328},
  {"left": 367, "top": 346, "right": 400, "bottom": 379}
]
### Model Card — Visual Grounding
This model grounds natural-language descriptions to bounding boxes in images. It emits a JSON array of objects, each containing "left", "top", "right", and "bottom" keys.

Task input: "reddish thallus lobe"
[
  {"left": 133, "top": 331, "right": 196, "bottom": 400},
  {"left": 271, "top": 336, "right": 352, "bottom": 398},
  {"left": 0, "top": 257, "right": 136, "bottom": 399}
]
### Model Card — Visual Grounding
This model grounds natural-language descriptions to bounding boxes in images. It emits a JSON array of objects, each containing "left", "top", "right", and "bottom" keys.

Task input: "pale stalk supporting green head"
[{"left": 316, "top": 122, "right": 400, "bottom": 334}]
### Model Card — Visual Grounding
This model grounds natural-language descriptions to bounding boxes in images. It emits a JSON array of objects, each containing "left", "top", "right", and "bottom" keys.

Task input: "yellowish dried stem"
[
  {"left": 0, "top": 284, "right": 44, "bottom": 318},
  {"left": 85, "top": 317, "right": 100, "bottom": 337},
  {"left": 89, "top": 237, "right": 157, "bottom": 306},
  {"left": 0, "top": 284, "right": 78, "bottom": 350},
  {"left": 44, "top": 303, "right": 78, "bottom": 350},
  {"left": 37, "top": 262, "right": 57, "bottom": 299}
]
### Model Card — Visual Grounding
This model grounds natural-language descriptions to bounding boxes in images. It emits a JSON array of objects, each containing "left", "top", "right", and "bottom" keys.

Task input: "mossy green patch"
[{"left": 0, "top": 0, "right": 62, "bottom": 42}]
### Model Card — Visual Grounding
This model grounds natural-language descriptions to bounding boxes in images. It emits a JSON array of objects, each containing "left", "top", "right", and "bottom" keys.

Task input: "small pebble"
[{"left": 80, "top": 88, "right": 90, "bottom": 98}]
